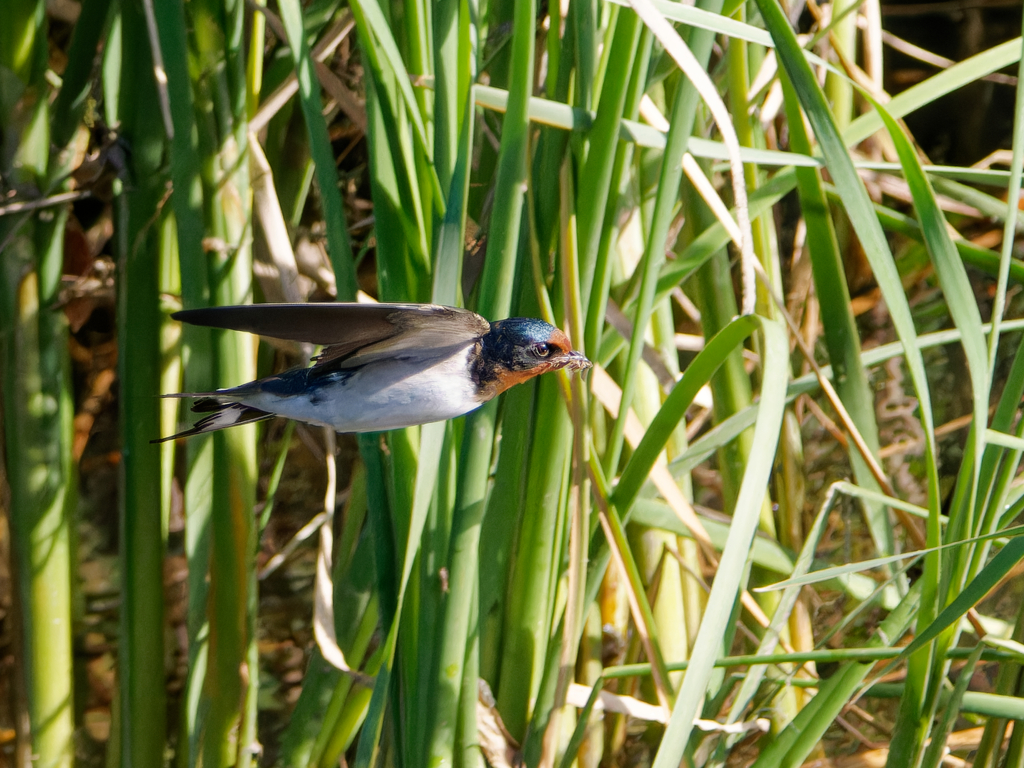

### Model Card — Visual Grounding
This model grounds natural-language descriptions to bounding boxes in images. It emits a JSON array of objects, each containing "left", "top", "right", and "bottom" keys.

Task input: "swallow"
[{"left": 156, "top": 302, "right": 591, "bottom": 442}]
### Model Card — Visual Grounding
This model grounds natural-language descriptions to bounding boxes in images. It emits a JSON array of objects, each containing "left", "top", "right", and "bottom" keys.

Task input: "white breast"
[{"left": 238, "top": 345, "right": 484, "bottom": 432}]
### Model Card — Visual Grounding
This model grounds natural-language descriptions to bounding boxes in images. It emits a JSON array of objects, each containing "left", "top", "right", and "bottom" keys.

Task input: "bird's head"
[{"left": 479, "top": 317, "right": 592, "bottom": 394}]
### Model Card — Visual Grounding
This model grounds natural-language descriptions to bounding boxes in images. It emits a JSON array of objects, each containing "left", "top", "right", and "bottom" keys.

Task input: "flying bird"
[{"left": 156, "top": 302, "right": 591, "bottom": 442}]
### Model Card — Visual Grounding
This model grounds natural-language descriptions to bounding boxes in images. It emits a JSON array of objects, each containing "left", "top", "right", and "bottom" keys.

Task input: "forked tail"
[{"left": 152, "top": 395, "right": 274, "bottom": 443}]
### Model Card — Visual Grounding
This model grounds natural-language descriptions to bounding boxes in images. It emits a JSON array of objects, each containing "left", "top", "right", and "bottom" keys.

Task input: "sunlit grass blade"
[
  {"left": 779, "top": 73, "right": 892, "bottom": 560},
  {"left": 495, "top": 378, "right": 576, "bottom": 736},
  {"left": 874, "top": 95, "right": 990, "bottom": 537},
  {"left": 1, "top": 225, "right": 76, "bottom": 768},
  {"left": 0, "top": 3, "right": 75, "bottom": 765},
  {"left": 473, "top": 84, "right": 821, "bottom": 165},
  {"left": 475, "top": 2, "right": 534, "bottom": 319},
  {"left": 651, "top": 171, "right": 796, "bottom": 304},
  {"left": 277, "top": 0, "right": 357, "bottom": 299},
  {"left": 347, "top": 0, "right": 432, "bottom": 165},
  {"left": 845, "top": 37, "right": 1022, "bottom": 146},
  {"left": 575, "top": 9, "right": 641, "bottom": 307},
  {"left": 49, "top": 0, "right": 111, "bottom": 152},
  {"left": 921, "top": 644, "right": 984, "bottom": 768},
  {"left": 901, "top": 536, "right": 1024, "bottom": 659},
  {"left": 149, "top": 4, "right": 217, "bottom": 762},
  {"left": 988, "top": 16, "right": 1024, "bottom": 370},
  {"left": 757, "top": 523, "right": 1024, "bottom": 592},
  {"left": 430, "top": 0, "right": 462, "bottom": 201},
  {"left": 156, "top": 0, "right": 261, "bottom": 763},
  {"left": 604, "top": 644, "right": 1013, "bottom": 678},
  {"left": 0, "top": 225, "right": 77, "bottom": 768},
  {"left": 280, "top": 470, "right": 378, "bottom": 766},
  {"left": 615, "top": 315, "right": 762, "bottom": 509},
  {"left": 348, "top": 7, "right": 437, "bottom": 273},
  {"left": 431, "top": 89, "right": 474, "bottom": 304},
  {"left": 723, "top": 479, "right": 834, "bottom": 730},
  {"left": 973, "top": 36, "right": 1024, "bottom": 767},
  {"left": 650, "top": 318, "right": 788, "bottom": 767},
  {"left": 583, "top": 27, "right": 650, "bottom": 359},
  {"left": 869, "top": 197, "right": 1024, "bottom": 284}
]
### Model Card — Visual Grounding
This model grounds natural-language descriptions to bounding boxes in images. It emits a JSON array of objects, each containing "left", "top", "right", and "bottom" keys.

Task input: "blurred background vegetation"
[{"left": 1, "top": 0, "right": 1024, "bottom": 766}]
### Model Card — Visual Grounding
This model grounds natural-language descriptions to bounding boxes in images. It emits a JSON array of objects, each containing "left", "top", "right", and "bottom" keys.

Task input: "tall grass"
[
  {"left": 1, "top": 1, "right": 82, "bottom": 766},
  {"left": 2, "top": 0, "right": 1024, "bottom": 765},
  {"left": 109, "top": 1, "right": 168, "bottom": 764}
]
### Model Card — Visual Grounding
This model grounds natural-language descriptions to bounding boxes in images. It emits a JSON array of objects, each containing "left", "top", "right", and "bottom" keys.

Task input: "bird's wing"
[{"left": 172, "top": 302, "right": 491, "bottom": 368}]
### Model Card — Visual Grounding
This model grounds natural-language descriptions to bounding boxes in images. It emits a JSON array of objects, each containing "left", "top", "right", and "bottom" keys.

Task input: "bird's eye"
[{"left": 532, "top": 343, "right": 551, "bottom": 358}]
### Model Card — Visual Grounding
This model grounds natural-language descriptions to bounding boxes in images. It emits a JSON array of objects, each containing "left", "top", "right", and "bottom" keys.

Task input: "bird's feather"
[
  {"left": 172, "top": 303, "right": 491, "bottom": 369},
  {"left": 151, "top": 402, "right": 273, "bottom": 443}
]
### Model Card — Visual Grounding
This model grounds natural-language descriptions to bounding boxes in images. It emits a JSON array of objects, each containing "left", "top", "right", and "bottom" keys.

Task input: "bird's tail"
[{"left": 152, "top": 395, "right": 274, "bottom": 443}]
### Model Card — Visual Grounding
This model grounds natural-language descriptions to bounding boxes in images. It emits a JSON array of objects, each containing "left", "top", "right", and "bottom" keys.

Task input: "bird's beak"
[{"left": 558, "top": 350, "right": 593, "bottom": 372}]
